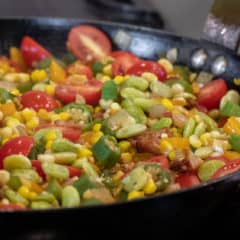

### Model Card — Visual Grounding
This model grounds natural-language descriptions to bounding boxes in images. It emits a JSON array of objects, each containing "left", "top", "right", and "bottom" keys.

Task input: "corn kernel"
[
  {"left": 58, "top": 112, "right": 70, "bottom": 121},
  {"left": 22, "top": 108, "right": 36, "bottom": 121},
  {"left": 45, "top": 131, "right": 57, "bottom": 141},
  {"left": 160, "top": 98, "right": 173, "bottom": 110},
  {"left": 192, "top": 82, "right": 200, "bottom": 94},
  {"left": 143, "top": 177, "right": 157, "bottom": 195},
  {"left": 189, "top": 135, "right": 202, "bottom": 148},
  {"left": 119, "top": 141, "right": 131, "bottom": 152},
  {"left": 79, "top": 148, "right": 93, "bottom": 157},
  {"left": 31, "top": 69, "right": 47, "bottom": 82},
  {"left": 51, "top": 114, "right": 61, "bottom": 122},
  {"left": 110, "top": 102, "right": 121, "bottom": 115},
  {"left": 159, "top": 140, "right": 173, "bottom": 155},
  {"left": 26, "top": 117, "right": 39, "bottom": 129},
  {"left": 103, "top": 64, "right": 112, "bottom": 76},
  {"left": 45, "top": 84, "right": 55, "bottom": 95},
  {"left": 158, "top": 58, "right": 173, "bottom": 74},
  {"left": 200, "top": 133, "right": 213, "bottom": 146},
  {"left": 2, "top": 138, "right": 10, "bottom": 145},
  {"left": 45, "top": 140, "right": 53, "bottom": 149},
  {"left": 114, "top": 76, "right": 125, "bottom": 84},
  {"left": 127, "top": 191, "right": 144, "bottom": 200},
  {"left": 102, "top": 75, "right": 111, "bottom": 82},
  {"left": 168, "top": 150, "right": 175, "bottom": 161},
  {"left": 38, "top": 109, "right": 51, "bottom": 120},
  {"left": 6, "top": 117, "right": 21, "bottom": 127},
  {"left": 91, "top": 131, "right": 103, "bottom": 144},
  {"left": 18, "top": 185, "right": 29, "bottom": 198},
  {"left": 234, "top": 78, "right": 240, "bottom": 86},
  {"left": 121, "top": 152, "right": 133, "bottom": 163},
  {"left": 28, "top": 192, "right": 38, "bottom": 201},
  {"left": 4, "top": 73, "right": 30, "bottom": 82},
  {"left": 94, "top": 106, "right": 102, "bottom": 113},
  {"left": 141, "top": 72, "right": 158, "bottom": 82},
  {"left": 25, "top": 182, "right": 43, "bottom": 194},
  {"left": 0, "top": 127, "right": 13, "bottom": 139},
  {"left": 10, "top": 88, "right": 21, "bottom": 96},
  {"left": 112, "top": 170, "right": 124, "bottom": 181},
  {"left": 92, "top": 123, "right": 102, "bottom": 132}
]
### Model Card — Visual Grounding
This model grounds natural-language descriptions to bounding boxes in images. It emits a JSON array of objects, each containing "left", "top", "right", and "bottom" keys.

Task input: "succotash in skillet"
[{"left": 0, "top": 25, "right": 240, "bottom": 210}]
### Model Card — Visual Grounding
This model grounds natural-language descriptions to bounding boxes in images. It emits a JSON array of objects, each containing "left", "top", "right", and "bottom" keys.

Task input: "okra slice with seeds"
[{"left": 92, "top": 135, "right": 120, "bottom": 167}]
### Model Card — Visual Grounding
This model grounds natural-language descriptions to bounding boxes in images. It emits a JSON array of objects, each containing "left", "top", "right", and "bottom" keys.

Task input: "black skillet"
[{"left": 0, "top": 18, "right": 240, "bottom": 238}]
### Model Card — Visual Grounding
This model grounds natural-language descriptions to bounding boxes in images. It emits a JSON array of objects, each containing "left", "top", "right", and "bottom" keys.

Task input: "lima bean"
[
  {"left": 116, "top": 124, "right": 146, "bottom": 139},
  {"left": 62, "top": 185, "right": 81, "bottom": 208},
  {"left": 3, "top": 154, "right": 31, "bottom": 171}
]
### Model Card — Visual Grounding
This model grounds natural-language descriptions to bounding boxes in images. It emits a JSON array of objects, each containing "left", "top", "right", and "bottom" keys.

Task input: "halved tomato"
[
  {"left": 0, "top": 136, "right": 34, "bottom": 169},
  {"left": 197, "top": 79, "right": 228, "bottom": 110},
  {"left": 212, "top": 159, "right": 240, "bottom": 179},
  {"left": 55, "top": 79, "right": 102, "bottom": 106},
  {"left": 37, "top": 123, "right": 81, "bottom": 142},
  {"left": 111, "top": 51, "right": 141, "bottom": 76},
  {"left": 20, "top": 36, "right": 52, "bottom": 67},
  {"left": 145, "top": 155, "right": 169, "bottom": 169},
  {"left": 175, "top": 173, "right": 200, "bottom": 188},
  {"left": 127, "top": 61, "right": 167, "bottom": 81},
  {"left": 66, "top": 61, "right": 93, "bottom": 80},
  {"left": 67, "top": 166, "right": 81, "bottom": 178},
  {"left": 20, "top": 90, "right": 59, "bottom": 112},
  {"left": 67, "top": 25, "right": 112, "bottom": 62}
]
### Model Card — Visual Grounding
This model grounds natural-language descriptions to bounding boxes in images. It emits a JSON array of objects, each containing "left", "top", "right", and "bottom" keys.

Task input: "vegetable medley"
[{"left": 0, "top": 25, "right": 240, "bottom": 211}]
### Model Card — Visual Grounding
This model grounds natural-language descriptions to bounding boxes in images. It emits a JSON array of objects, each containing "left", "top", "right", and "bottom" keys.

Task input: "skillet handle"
[{"left": 202, "top": 0, "right": 240, "bottom": 55}]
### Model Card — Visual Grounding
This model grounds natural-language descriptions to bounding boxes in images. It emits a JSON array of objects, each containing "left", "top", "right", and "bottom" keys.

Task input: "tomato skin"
[
  {"left": 20, "top": 36, "right": 52, "bottom": 67},
  {"left": 127, "top": 61, "right": 167, "bottom": 81},
  {"left": 212, "top": 159, "right": 240, "bottom": 179},
  {"left": 145, "top": 156, "right": 169, "bottom": 169},
  {"left": 197, "top": 79, "right": 228, "bottom": 110},
  {"left": 37, "top": 123, "right": 81, "bottom": 142},
  {"left": 175, "top": 174, "right": 200, "bottom": 188},
  {"left": 31, "top": 160, "right": 46, "bottom": 180},
  {"left": 55, "top": 80, "right": 102, "bottom": 106},
  {"left": 67, "top": 166, "right": 81, "bottom": 178},
  {"left": 66, "top": 61, "right": 93, "bottom": 80},
  {"left": 0, "top": 136, "right": 34, "bottom": 169},
  {"left": 111, "top": 51, "right": 141, "bottom": 76},
  {"left": 20, "top": 90, "right": 59, "bottom": 112},
  {"left": 0, "top": 204, "right": 25, "bottom": 211},
  {"left": 67, "top": 25, "right": 112, "bottom": 62}
]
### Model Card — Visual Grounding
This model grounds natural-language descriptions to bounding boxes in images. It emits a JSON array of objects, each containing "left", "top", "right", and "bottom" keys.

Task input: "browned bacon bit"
[{"left": 130, "top": 128, "right": 173, "bottom": 154}]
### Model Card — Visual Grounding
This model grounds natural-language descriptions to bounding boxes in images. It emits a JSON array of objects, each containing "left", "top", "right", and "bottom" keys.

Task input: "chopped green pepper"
[
  {"left": 0, "top": 88, "right": 14, "bottom": 104},
  {"left": 220, "top": 101, "right": 240, "bottom": 117},
  {"left": 101, "top": 80, "right": 118, "bottom": 101},
  {"left": 229, "top": 134, "right": 240, "bottom": 153},
  {"left": 63, "top": 53, "right": 76, "bottom": 65},
  {"left": 91, "top": 61, "right": 104, "bottom": 75},
  {"left": 92, "top": 135, "right": 120, "bottom": 167},
  {"left": 36, "top": 58, "right": 53, "bottom": 69},
  {"left": 17, "top": 81, "right": 33, "bottom": 93}
]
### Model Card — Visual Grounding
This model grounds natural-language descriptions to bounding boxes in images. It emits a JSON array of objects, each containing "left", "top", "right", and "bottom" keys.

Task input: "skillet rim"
[{"left": 0, "top": 16, "right": 239, "bottom": 214}]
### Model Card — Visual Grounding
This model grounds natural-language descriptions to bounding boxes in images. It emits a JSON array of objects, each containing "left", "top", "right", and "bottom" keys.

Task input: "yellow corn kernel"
[
  {"left": 79, "top": 148, "right": 93, "bottom": 157},
  {"left": 51, "top": 114, "right": 61, "bottom": 122},
  {"left": 38, "top": 109, "right": 51, "bottom": 120},
  {"left": 112, "top": 170, "right": 124, "bottom": 181},
  {"left": 45, "top": 84, "right": 55, "bottom": 96},
  {"left": 94, "top": 106, "right": 102, "bottom": 113},
  {"left": 45, "top": 140, "right": 53, "bottom": 149},
  {"left": 114, "top": 76, "right": 125, "bottom": 84},
  {"left": 26, "top": 117, "right": 39, "bottom": 129},
  {"left": 3, "top": 73, "right": 30, "bottom": 82},
  {"left": 102, "top": 75, "right": 111, "bottom": 82},
  {"left": 127, "top": 191, "right": 144, "bottom": 200},
  {"left": 10, "top": 88, "right": 21, "bottom": 96},
  {"left": 0, "top": 102, "right": 16, "bottom": 117},
  {"left": 119, "top": 141, "right": 131, "bottom": 152},
  {"left": 0, "top": 127, "right": 13, "bottom": 139},
  {"left": 25, "top": 182, "right": 43, "bottom": 194},
  {"left": 31, "top": 69, "right": 47, "bottom": 82},
  {"left": 6, "top": 117, "right": 21, "bottom": 127},
  {"left": 91, "top": 131, "right": 104, "bottom": 144},
  {"left": 121, "top": 152, "right": 133, "bottom": 163},
  {"left": 160, "top": 98, "right": 173, "bottom": 110},
  {"left": 158, "top": 58, "right": 173, "bottom": 74},
  {"left": 2, "top": 138, "right": 10, "bottom": 145},
  {"left": 45, "top": 131, "right": 57, "bottom": 141},
  {"left": 172, "top": 97, "right": 187, "bottom": 107},
  {"left": 28, "top": 191, "right": 38, "bottom": 201},
  {"left": 141, "top": 72, "right": 158, "bottom": 82},
  {"left": 92, "top": 123, "right": 102, "bottom": 132},
  {"left": 22, "top": 108, "right": 36, "bottom": 121},
  {"left": 18, "top": 185, "right": 30, "bottom": 198},
  {"left": 234, "top": 78, "right": 240, "bottom": 86},
  {"left": 58, "top": 112, "right": 70, "bottom": 121},
  {"left": 189, "top": 135, "right": 202, "bottom": 148},
  {"left": 192, "top": 82, "right": 200, "bottom": 94},
  {"left": 103, "top": 64, "right": 112, "bottom": 76},
  {"left": 143, "top": 178, "right": 157, "bottom": 195},
  {"left": 159, "top": 140, "right": 173, "bottom": 155},
  {"left": 0, "top": 111, "right": 3, "bottom": 121},
  {"left": 168, "top": 151, "right": 175, "bottom": 161}
]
